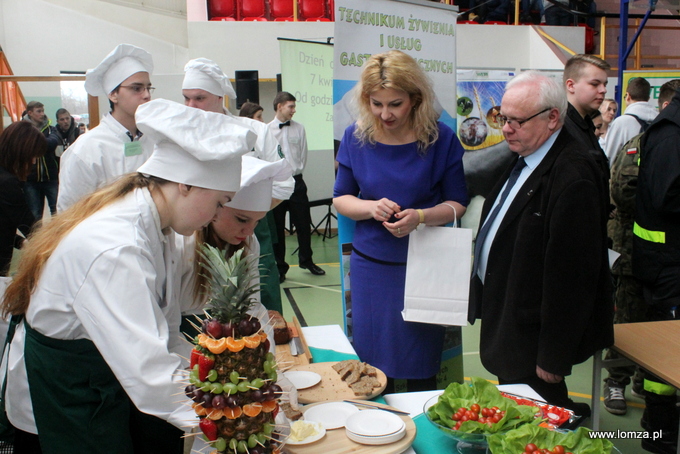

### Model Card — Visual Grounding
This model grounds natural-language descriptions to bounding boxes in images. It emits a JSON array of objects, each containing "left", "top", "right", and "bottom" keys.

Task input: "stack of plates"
[{"left": 344, "top": 409, "right": 406, "bottom": 445}]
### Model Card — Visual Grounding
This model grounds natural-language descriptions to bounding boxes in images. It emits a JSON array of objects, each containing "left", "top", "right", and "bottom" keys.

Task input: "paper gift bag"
[{"left": 402, "top": 225, "right": 473, "bottom": 326}]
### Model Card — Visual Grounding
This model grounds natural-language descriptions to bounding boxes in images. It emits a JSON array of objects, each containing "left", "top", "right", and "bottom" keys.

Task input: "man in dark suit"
[{"left": 468, "top": 71, "right": 614, "bottom": 417}]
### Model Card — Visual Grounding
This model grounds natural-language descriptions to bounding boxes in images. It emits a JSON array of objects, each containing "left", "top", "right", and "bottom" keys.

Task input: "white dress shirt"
[{"left": 268, "top": 118, "right": 308, "bottom": 176}]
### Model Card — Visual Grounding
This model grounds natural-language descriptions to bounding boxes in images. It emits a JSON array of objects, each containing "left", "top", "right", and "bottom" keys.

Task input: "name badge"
[{"left": 125, "top": 141, "right": 143, "bottom": 157}]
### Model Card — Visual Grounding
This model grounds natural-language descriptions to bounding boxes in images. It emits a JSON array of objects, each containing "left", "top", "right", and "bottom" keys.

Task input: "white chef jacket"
[
  {"left": 57, "top": 113, "right": 153, "bottom": 212},
  {"left": 268, "top": 118, "right": 308, "bottom": 176},
  {"left": 7, "top": 188, "right": 194, "bottom": 433},
  {"left": 224, "top": 111, "right": 294, "bottom": 200}
]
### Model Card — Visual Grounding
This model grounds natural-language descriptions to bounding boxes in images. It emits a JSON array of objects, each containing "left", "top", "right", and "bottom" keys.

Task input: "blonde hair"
[
  {"left": 354, "top": 50, "right": 439, "bottom": 154},
  {"left": 1, "top": 173, "right": 164, "bottom": 317},
  {"left": 563, "top": 54, "right": 611, "bottom": 84}
]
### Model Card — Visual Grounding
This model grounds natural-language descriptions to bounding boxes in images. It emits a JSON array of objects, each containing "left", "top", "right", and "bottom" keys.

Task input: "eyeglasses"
[
  {"left": 497, "top": 107, "right": 551, "bottom": 129},
  {"left": 119, "top": 85, "right": 155, "bottom": 95}
]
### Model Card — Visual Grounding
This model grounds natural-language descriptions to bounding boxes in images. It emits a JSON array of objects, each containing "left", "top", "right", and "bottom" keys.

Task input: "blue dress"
[{"left": 333, "top": 122, "right": 468, "bottom": 378}]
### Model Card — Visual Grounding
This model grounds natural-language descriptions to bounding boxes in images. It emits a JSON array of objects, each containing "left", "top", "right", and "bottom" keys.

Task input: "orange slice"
[
  {"left": 196, "top": 334, "right": 210, "bottom": 349},
  {"left": 223, "top": 406, "right": 243, "bottom": 420},
  {"left": 258, "top": 331, "right": 268, "bottom": 342},
  {"left": 261, "top": 400, "right": 277, "bottom": 413},
  {"left": 207, "top": 408, "right": 224, "bottom": 420},
  {"left": 243, "top": 335, "right": 260, "bottom": 349},
  {"left": 193, "top": 403, "right": 207, "bottom": 416},
  {"left": 242, "top": 403, "right": 262, "bottom": 417},
  {"left": 204, "top": 337, "right": 229, "bottom": 354},
  {"left": 226, "top": 337, "right": 245, "bottom": 352}
]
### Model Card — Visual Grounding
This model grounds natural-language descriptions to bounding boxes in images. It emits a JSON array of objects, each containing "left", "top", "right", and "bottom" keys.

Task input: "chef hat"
[
  {"left": 136, "top": 99, "right": 256, "bottom": 192},
  {"left": 182, "top": 58, "right": 237, "bottom": 100},
  {"left": 84, "top": 44, "right": 154, "bottom": 97},
  {"left": 226, "top": 157, "right": 293, "bottom": 212}
]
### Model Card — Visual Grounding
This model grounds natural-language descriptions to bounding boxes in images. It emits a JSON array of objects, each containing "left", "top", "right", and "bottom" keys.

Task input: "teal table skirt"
[{"left": 306, "top": 347, "right": 456, "bottom": 454}]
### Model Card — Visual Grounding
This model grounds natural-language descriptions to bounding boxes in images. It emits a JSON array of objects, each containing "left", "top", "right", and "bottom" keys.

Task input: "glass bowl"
[{"left": 423, "top": 393, "right": 496, "bottom": 453}]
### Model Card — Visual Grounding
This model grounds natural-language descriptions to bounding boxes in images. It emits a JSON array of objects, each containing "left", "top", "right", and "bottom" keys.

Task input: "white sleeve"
[
  {"left": 300, "top": 126, "right": 308, "bottom": 172},
  {"left": 71, "top": 246, "right": 194, "bottom": 429},
  {"left": 57, "top": 149, "right": 100, "bottom": 212}
]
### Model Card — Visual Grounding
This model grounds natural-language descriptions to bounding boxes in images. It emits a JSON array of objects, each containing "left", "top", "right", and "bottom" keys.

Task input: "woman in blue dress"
[{"left": 333, "top": 50, "right": 469, "bottom": 392}]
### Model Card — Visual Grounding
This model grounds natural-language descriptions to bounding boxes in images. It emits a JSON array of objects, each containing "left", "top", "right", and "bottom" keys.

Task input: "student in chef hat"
[
  {"left": 58, "top": 43, "right": 155, "bottom": 212},
  {"left": 181, "top": 57, "right": 294, "bottom": 313},
  {"left": 1, "top": 99, "right": 254, "bottom": 452}
]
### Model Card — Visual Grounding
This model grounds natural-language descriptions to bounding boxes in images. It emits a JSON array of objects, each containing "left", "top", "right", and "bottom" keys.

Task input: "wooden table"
[{"left": 591, "top": 320, "right": 680, "bottom": 453}]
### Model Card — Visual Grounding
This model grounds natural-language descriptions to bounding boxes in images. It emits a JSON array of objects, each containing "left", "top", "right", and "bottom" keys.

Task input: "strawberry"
[
  {"left": 198, "top": 354, "right": 215, "bottom": 382},
  {"left": 190, "top": 348, "right": 201, "bottom": 369},
  {"left": 199, "top": 418, "right": 217, "bottom": 441}
]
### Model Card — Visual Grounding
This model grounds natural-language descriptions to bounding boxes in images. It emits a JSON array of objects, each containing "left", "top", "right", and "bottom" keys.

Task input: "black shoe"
[
  {"left": 568, "top": 402, "right": 591, "bottom": 418},
  {"left": 279, "top": 273, "right": 286, "bottom": 283},
  {"left": 642, "top": 437, "right": 678, "bottom": 454},
  {"left": 300, "top": 263, "right": 325, "bottom": 275}
]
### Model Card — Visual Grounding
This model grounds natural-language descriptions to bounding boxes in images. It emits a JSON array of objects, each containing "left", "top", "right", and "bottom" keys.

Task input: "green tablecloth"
[{"left": 307, "top": 347, "right": 456, "bottom": 454}]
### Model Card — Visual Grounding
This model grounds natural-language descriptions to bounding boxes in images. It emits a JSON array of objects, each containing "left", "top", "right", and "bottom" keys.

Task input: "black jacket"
[
  {"left": 0, "top": 166, "right": 35, "bottom": 275},
  {"left": 23, "top": 116, "right": 59, "bottom": 183},
  {"left": 633, "top": 90, "right": 680, "bottom": 285}
]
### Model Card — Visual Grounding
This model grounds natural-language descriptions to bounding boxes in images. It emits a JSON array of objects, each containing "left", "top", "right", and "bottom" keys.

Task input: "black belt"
[{"left": 352, "top": 246, "right": 406, "bottom": 266}]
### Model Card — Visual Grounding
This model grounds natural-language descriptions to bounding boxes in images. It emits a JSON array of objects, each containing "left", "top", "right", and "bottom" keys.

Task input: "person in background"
[
  {"left": 22, "top": 101, "right": 59, "bottom": 219},
  {"left": 603, "top": 79, "right": 680, "bottom": 419},
  {"left": 2, "top": 99, "right": 254, "bottom": 453},
  {"left": 270, "top": 92, "right": 326, "bottom": 281},
  {"left": 78, "top": 123, "right": 87, "bottom": 134},
  {"left": 333, "top": 50, "right": 468, "bottom": 393},
  {"left": 53, "top": 108, "right": 80, "bottom": 156},
  {"left": 632, "top": 87, "right": 680, "bottom": 453},
  {"left": 543, "top": 0, "right": 572, "bottom": 25},
  {"left": 57, "top": 44, "right": 154, "bottom": 212},
  {"left": 598, "top": 98, "right": 617, "bottom": 148},
  {"left": 0, "top": 122, "right": 47, "bottom": 277},
  {"left": 239, "top": 102, "right": 264, "bottom": 122},
  {"left": 592, "top": 110, "right": 604, "bottom": 139},
  {"left": 563, "top": 54, "right": 610, "bottom": 178},
  {"left": 182, "top": 57, "right": 293, "bottom": 312},
  {"left": 604, "top": 77, "right": 657, "bottom": 167},
  {"left": 468, "top": 71, "right": 612, "bottom": 418}
]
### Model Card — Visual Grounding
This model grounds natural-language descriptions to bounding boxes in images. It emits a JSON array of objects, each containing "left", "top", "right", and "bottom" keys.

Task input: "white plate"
[
  {"left": 284, "top": 371, "right": 321, "bottom": 390},
  {"left": 303, "top": 402, "right": 360, "bottom": 430},
  {"left": 285, "top": 421, "right": 326, "bottom": 445},
  {"left": 346, "top": 424, "right": 406, "bottom": 445},
  {"left": 345, "top": 409, "right": 406, "bottom": 437}
]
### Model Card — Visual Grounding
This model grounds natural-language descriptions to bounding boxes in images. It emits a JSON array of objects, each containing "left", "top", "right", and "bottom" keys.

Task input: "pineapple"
[{"left": 185, "top": 245, "right": 282, "bottom": 454}]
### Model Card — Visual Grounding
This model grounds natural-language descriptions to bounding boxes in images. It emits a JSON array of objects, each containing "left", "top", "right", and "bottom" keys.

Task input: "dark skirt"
[{"left": 350, "top": 251, "right": 445, "bottom": 379}]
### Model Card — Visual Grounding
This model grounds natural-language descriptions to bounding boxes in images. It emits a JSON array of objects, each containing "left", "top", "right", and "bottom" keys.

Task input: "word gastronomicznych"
[{"left": 339, "top": 52, "right": 454, "bottom": 74}]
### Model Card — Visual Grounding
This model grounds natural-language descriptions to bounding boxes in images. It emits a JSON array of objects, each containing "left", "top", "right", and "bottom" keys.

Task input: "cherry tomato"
[
  {"left": 469, "top": 412, "right": 479, "bottom": 421},
  {"left": 470, "top": 403, "right": 480, "bottom": 414},
  {"left": 460, "top": 415, "right": 469, "bottom": 422},
  {"left": 524, "top": 443, "right": 538, "bottom": 453},
  {"left": 552, "top": 446, "right": 565, "bottom": 454},
  {"left": 451, "top": 413, "right": 461, "bottom": 421}
]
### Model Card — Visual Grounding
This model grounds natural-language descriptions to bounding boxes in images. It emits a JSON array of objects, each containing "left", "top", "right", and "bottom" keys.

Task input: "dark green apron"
[
  {"left": 24, "top": 322, "right": 183, "bottom": 454},
  {"left": 254, "top": 212, "right": 283, "bottom": 313}
]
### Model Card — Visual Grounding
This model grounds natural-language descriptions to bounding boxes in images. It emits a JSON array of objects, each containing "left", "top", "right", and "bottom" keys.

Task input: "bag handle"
[{"left": 438, "top": 202, "right": 458, "bottom": 227}]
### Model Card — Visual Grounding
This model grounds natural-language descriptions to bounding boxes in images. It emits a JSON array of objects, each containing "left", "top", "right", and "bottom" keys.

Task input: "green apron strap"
[
  {"left": 23, "top": 322, "right": 133, "bottom": 454},
  {"left": 255, "top": 213, "right": 283, "bottom": 313}
]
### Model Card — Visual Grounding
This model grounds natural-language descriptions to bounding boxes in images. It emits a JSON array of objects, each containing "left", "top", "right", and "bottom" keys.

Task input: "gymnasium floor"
[{"left": 280, "top": 232, "right": 647, "bottom": 453}]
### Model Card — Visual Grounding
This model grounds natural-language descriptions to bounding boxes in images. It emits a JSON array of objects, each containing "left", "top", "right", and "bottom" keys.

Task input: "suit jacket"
[{"left": 469, "top": 128, "right": 613, "bottom": 379}]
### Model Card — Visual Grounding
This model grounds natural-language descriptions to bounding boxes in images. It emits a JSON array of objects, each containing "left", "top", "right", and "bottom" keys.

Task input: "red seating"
[
  {"left": 578, "top": 23, "right": 595, "bottom": 54},
  {"left": 243, "top": 16, "right": 268, "bottom": 20},
  {"left": 327, "top": 0, "right": 334, "bottom": 20},
  {"left": 273, "top": 17, "right": 295, "bottom": 20},
  {"left": 208, "top": 0, "right": 236, "bottom": 18},
  {"left": 239, "top": 0, "right": 266, "bottom": 19},
  {"left": 210, "top": 16, "right": 236, "bottom": 20},
  {"left": 269, "top": 0, "right": 295, "bottom": 19},
  {"left": 306, "top": 17, "right": 330, "bottom": 21},
  {"left": 299, "top": 0, "right": 326, "bottom": 19}
]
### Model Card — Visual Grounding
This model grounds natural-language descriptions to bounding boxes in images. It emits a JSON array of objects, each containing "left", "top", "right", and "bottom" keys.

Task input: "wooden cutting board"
[
  {"left": 285, "top": 362, "right": 387, "bottom": 404},
  {"left": 285, "top": 400, "right": 416, "bottom": 454}
]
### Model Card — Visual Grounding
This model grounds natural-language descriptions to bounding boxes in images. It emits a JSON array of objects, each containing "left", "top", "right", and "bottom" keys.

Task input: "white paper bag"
[{"left": 402, "top": 225, "right": 473, "bottom": 326}]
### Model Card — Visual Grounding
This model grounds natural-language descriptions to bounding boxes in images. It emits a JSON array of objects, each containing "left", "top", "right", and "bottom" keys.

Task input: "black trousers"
[{"left": 273, "top": 174, "right": 313, "bottom": 273}]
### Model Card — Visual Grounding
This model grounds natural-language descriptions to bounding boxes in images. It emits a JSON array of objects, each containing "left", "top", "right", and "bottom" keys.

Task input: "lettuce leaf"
[
  {"left": 426, "top": 377, "right": 540, "bottom": 436},
  {"left": 487, "top": 425, "right": 614, "bottom": 454}
]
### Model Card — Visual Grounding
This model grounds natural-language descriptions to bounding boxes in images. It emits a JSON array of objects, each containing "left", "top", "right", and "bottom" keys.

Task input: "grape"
[
  {"left": 250, "top": 390, "right": 265, "bottom": 402},
  {"left": 263, "top": 423, "right": 273, "bottom": 435},
  {"left": 268, "top": 371, "right": 278, "bottom": 382},
  {"left": 230, "top": 371, "right": 240, "bottom": 385},
  {"left": 200, "top": 383, "right": 212, "bottom": 393},
  {"left": 184, "top": 384, "right": 196, "bottom": 399},
  {"left": 201, "top": 392, "right": 214, "bottom": 408},
  {"left": 204, "top": 319, "right": 223, "bottom": 338},
  {"left": 222, "top": 322, "right": 235, "bottom": 338},
  {"left": 250, "top": 319, "right": 261, "bottom": 332},
  {"left": 251, "top": 378, "right": 264, "bottom": 389},
  {"left": 239, "top": 319, "right": 253, "bottom": 336},
  {"left": 212, "top": 395, "right": 227, "bottom": 409},
  {"left": 210, "top": 382, "right": 223, "bottom": 394},
  {"left": 214, "top": 437, "right": 227, "bottom": 451},
  {"left": 223, "top": 383, "right": 238, "bottom": 396},
  {"left": 263, "top": 339, "right": 271, "bottom": 352},
  {"left": 269, "top": 384, "right": 282, "bottom": 395},
  {"left": 263, "top": 361, "right": 273, "bottom": 374},
  {"left": 207, "top": 370, "right": 218, "bottom": 382},
  {"left": 237, "top": 440, "right": 248, "bottom": 453},
  {"left": 265, "top": 352, "right": 275, "bottom": 362},
  {"left": 237, "top": 381, "right": 250, "bottom": 393},
  {"left": 192, "top": 389, "right": 205, "bottom": 403},
  {"left": 262, "top": 387, "right": 275, "bottom": 401},
  {"left": 250, "top": 448, "right": 264, "bottom": 454},
  {"left": 248, "top": 434, "right": 259, "bottom": 448},
  {"left": 225, "top": 395, "right": 239, "bottom": 408},
  {"left": 229, "top": 438, "right": 238, "bottom": 450}
]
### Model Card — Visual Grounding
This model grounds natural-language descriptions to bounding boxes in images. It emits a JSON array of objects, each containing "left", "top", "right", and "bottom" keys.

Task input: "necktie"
[
  {"left": 279, "top": 121, "right": 291, "bottom": 129},
  {"left": 472, "top": 157, "right": 527, "bottom": 279}
]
